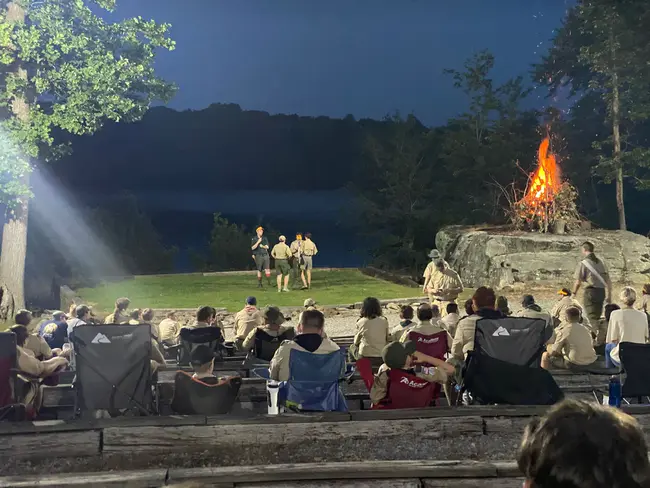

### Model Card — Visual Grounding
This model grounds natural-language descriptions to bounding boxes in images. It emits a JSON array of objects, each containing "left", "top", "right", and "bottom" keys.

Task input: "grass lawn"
[{"left": 76, "top": 269, "right": 423, "bottom": 313}]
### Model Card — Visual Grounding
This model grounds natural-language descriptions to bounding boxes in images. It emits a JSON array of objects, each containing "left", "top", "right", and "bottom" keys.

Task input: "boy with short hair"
[
  {"left": 389, "top": 305, "right": 414, "bottom": 341},
  {"left": 542, "top": 307, "right": 597, "bottom": 370},
  {"left": 441, "top": 303, "right": 460, "bottom": 338},
  {"left": 370, "top": 341, "right": 455, "bottom": 405},
  {"left": 190, "top": 345, "right": 219, "bottom": 383}
]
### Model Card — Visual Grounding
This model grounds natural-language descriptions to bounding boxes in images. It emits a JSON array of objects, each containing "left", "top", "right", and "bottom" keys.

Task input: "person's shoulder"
[{"left": 321, "top": 337, "right": 340, "bottom": 351}]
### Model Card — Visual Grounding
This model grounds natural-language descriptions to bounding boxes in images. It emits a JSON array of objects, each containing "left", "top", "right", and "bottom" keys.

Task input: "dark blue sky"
[{"left": 113, "top": 0, "right": 572, "bottom": 126}]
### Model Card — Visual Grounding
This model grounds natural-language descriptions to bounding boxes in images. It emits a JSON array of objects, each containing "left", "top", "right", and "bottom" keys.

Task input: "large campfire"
[{"left": 511, "top": 135, "right": 580, "bottom": 233}]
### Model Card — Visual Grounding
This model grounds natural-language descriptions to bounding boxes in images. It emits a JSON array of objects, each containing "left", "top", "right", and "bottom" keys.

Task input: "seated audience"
[
  {"left": 303, "top": 298, "right": 317, "bottom": 311},
  {"left": 637, "top": 283, "right": 650, "bottom": 316},
  {"left": 67, "top": 304, "right": 91, "bottom": 338},
  {"left": 542, "top": 306, "right": 597, "bottom": 370},
  {"left": 370, "top": 341, "right": 455, "bottom": 405},
  {"left": 141, "top": 308, "right": 156, "bottom": 339},
  {"left": 399, "top": 304, "right": 452, "bottom": 352},
  {"left": 517, "top": 400, "right": 650, "bottom": 488},
  {"left": 12, "top": 310, "right": 62, "bottom": 359},
  {"left": 127, "top": 308, "right": 142, "bottom": 325},
  {"left": 158, "top": 311, "right": 180, "bottom": 346},
  {"left": 104, "top": 297, "right": 130, "bottom": 324},
  {"left": 242, "top": 306, "right": 294, "bottom": 352},
  {"left": 605, "top": 286, "right": 648, "bottom": 369},
  {"left": 209, "top": 307, "right": 222, "bottom": 328},
  {"left": 496, "top": 296, "right": 511, "bottom": 316},
  {"left": 441, "top": 303, "right": 460, "bottom": 338},
  {"left": 551, "top": 288, "right": 589, "bottom": 328},
  {"left": 517, "top": 295, "right": 553, "bottom": 327},
  {"left": 38, "top": 310, "right": 68, "bottom": 350},
  {"left": 270, "top": 310, "right": 340, "bottom": 381},
  {"left": 12, "top": 325, "right": 68, "bottom": 378},
  {"left": 352, "top": 297, "right": 390, "bottom": 362},
  {"left": 234, "top": 296, "right": 264, "bottom": 349},
  {"left": 451, "top": 287, "right": 503, "bottom": 361},
  {"left": 462, "top": 298, "right": 474, "bottom": 318},
  {"left": 185, "top": 305, "right": 214, "bottom": 330},
  {"left": 389, "top": 305, "right": 414, "bottom": 341},
  {"left": 189, "top": 344, "right": 219, "bottom": 383}
]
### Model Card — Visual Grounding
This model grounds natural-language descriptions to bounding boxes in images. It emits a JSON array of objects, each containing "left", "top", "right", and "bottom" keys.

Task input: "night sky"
[{"left": 110, "top": 0, "right": 573, "bottom": 126}]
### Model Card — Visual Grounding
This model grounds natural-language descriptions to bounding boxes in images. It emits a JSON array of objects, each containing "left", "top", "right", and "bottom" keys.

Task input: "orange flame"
[{"left": 524, "top": 137, "right": 560, "bottom": 206}]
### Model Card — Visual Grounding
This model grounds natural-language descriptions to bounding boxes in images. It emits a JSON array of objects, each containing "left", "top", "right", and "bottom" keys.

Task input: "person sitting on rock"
[
  {"left": 551, "top": 288, "right": 590, "bottom": 328},
  {"left": 351, "top": 297, "right": 390, "bottom": 366},
  {"left": 542, "top": 307, "right": 597, "bottom": 371},
  {"left": 104, "top": 297, "right": 130, "bottom": 324},
  {"left": 233, "top": 297, "right": 264, "bottom": 350},
  {"left": 242, "top": 306, "right": 295, "bottom": 352},
  {"left": 389, "top": 305, "right": 414, "bottom": 341},
  {"left": 441, "top": 303, "right": 460, "bottom": 338},
  {"left": 370, "top": 341, "right": 455, "bottom": 406},
  {"left": 605, "top": 287, "right": 648, "bottom": 369},
  {"left": 399, "top": 304, "right": 451, "bottom": 352},
  {"left": 269, "top": 310, "right": 339, "bottom": 381}
]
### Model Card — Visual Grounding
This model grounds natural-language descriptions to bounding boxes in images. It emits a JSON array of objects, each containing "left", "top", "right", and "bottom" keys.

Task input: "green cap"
[{"left": 382, "top": 341, "right": 417, "bottom": 369}]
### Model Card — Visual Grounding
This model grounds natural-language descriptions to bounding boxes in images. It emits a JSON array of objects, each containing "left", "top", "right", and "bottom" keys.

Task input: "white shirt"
[{"left": 606, "top": 308, "right": 649, "bottom": 363}]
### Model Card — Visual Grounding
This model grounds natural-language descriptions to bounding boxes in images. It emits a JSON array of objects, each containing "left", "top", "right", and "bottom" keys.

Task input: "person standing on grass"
[
  {"left": 300, "top": 233, "right": 318, "bottom": 289},
  {"left": 290, "top": 233, "right": 307, "bottom": 289},
  {"left": 251, "top": 226, "right": 271, "bottom": 288},
  {"left": 271, "top": 235, "right": 293, "bottom": 292},
  {"left": 573, "top": 241, "right": 612, "bottom": 346}
]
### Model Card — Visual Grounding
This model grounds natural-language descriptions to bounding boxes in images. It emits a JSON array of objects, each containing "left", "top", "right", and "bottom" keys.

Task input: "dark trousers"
[{"left": 584, "top": 287, "right": 606, "bottom": 345}]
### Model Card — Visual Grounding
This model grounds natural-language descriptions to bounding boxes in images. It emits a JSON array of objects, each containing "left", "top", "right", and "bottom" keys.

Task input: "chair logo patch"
[
  {"left": 417, "top": 337, "right": 439, "bottom": 344},
  {"left": 91, "top": 333, "right": 111, "bottom": 344},
  {"left": 399, "top": 377, "right": 429, "bottom": 388},
  {"left": 492, "top": 326, "right": 510, "bottom": 337}
]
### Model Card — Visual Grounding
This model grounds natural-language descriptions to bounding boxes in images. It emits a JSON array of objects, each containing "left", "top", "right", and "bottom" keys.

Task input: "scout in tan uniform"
[
  {"left": 399, "top": 304, "right": 452, "bottom": 352},
  {"left": 300, "top": 232, "right": 318, "bottom": 289},
  {"left": 269, "top": 309, "right": 340, "bottom": 381},
  {"left": 242, "top": 306, "right": 295, "bottom": 351},
  {"left": 289, "top": 233, "right": 308, "bottom": 289},
  {"left": 104, "top": 297, "right": 130, "bottom": 324},
  {"left": 158, "top": 311, "right": 181, "bottom": 345},
  {"left": 550, "top": 288, "right": 590, "bottom": 328},
  {"left": 422, "top": 250, "right": 463, "bottom": 317},
  {"left": 352, "top": 297, "right": 390, "bottom": 364},
  {"left": 370, "top": 341, "right": 455, "bottom": 406},
  {"left": 233, "top": 297, "right": 264, "bottom": 349},
  {"left": 271, "top": 235, "right": 293, "bottom": 292},
  {"left": 542, "top": 307, "right": 597, "bottom": 370},
  {"left": 573, "top": 241, "right": 612, "bottom": 346}
]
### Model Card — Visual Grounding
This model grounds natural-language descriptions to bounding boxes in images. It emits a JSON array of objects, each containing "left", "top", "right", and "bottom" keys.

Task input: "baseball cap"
[
  {"left": 52, "top": 310, "right": 66, "bottom": 320},
  {"left": 558, "top": 288, "right": 571, "bottom": 296},
  {"left": 522, "top": 295, "right": 536, "bottom": 307},
  {"left": 304, "top": 298, "right": 316, "bottom": 307},
  {"left": 428, "top": 249, "right": 441, "bottom": 259},
  {"left": 190, "top": 345, "right": 215, "bottom": 367},
  {"left": 246, "top": 296, "right": 257, "bottom": 306},
  {"left": 382, "top": 341, "right": 417, "bottom": 370},
  {"left": 256, "top": 226, "right": 264, "bottom": 232},
  {"left": 263, "top": 306, "right": 285, "bottom": 325},
  {"left": 279, "top": 235, "right": 286, "bottom": 242}
]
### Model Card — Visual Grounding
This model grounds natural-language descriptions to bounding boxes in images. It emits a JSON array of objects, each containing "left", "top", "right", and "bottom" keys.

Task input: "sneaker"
[
  {"left": 257, "top": 282, "right": 263, "bottom": 288},
  {"left": 277, "top": 289, "right": 282, "bottom": 293},
  {"left": 282, "top": 288, "right": 290, "bottom": 292},
  {"left": 301, "top": 285, "right": 308, "bottom": 290}
]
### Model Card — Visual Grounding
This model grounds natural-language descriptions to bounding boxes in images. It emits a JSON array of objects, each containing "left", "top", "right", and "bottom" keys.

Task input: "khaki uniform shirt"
[
  {"left": 399, "top": 320, "right": 452, "bottom": 352},
  {"left": 441, "top": 313, "right": 460, "bottom": 338},
  {"left": 158, "top": 318, "right": 181, "bottom": 344},
  {"left": 24, "top": 334, "right": 53, "bottom": 359},
  {"left": 516, "top": 308, "right": 556, "bottom": 344},
  {"left": 242, "top": 324, "right": 294, "bottom": 351},
  {"left": 636, "top": 294, "right": 650, "bottom": 314},
  {"left": 290, "top": 240, "right": 303, "bottom": 257},
  {"left": 450, "top": 314, "right": 481, "bottom": 361},
  {"left": 16, "top": 346, "right": 64, "bottom": 377},
  {"left": 369, "top": 364, "right": 447, "bottom": 405},
  {"left": 270, "top": 336, "right": 340, "bottom": 381},
  {"left": 423, "top": 264, "right": 463, "bottom": 300},
  {"left": 548, "top": 322, "right": 597, "bottom": 366},
  {"left": 302, "top": 240, "right": 318, "bottom": 256},
  {"left": 551, "top": 296, "right": 589, "bottom": 327},
  {"left": 104, "top": 311, "right": 128, "bottom": 324},
  {"left": 234, "top": 307, "right": 264, "bottom": 340},
  {"left": 354, "top": 317, "right": 390, "bottom": 358},
  {"left": 271, "top": 242, "right": 292, "bottom": 260},
  {"left": 574, "top": 257, "right": 610, "bottom": 289}
]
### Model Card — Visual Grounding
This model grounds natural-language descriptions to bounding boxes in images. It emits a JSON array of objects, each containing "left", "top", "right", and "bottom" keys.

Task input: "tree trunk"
[
  {"left": 0, "top": 1, "right": 29, "bottom": 320},
  {"left": 610, "top": 31, "right": 626, "bottom": 231}
]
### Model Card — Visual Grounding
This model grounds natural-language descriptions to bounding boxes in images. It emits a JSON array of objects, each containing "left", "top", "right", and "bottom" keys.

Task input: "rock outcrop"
[{"left": 435, "top": 225, "right": 650, "bottom": 288}]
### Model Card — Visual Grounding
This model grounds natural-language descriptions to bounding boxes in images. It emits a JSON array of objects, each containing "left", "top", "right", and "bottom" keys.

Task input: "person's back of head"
[
  {"left": 196, "top": 305, "right": 212, "bottom": 324},
  {"left": 582, "top": 241, "right": 599, "bottom": 262},
  {"left": 263, "top": 306, "right": 284, "bottom": 328},
  {"left": 417, "top": 304, "right": 434, "bottom": 322},
  {"left": 52, "top": 311, "right": 66, "bottom": 322},
  {"left": 299, "top": 309, "right": 325, "bottom": 334},
  {"left": 496, "top": 296, "right": 510, "bottom": 315},
  {"left": 620, "top": 286, "right": 637, "bottom": 307},
  {"left": 605, "top": 303, "right": 621, "bottom": 322},
  {"left": 10, "top": 324, "right": 29, "bottom": 347},
  {"left": 565, "top": 306, "right": 581, "bottom": 324},
  {"left": 643, "top": 284, "right": 650, "bottom": 296},
  {"left": 142, "top": 308, "right": 154, "bottom": 323},
  {"left": 430, "top": 304, "right": 440, "bottom": 318},
  {"left": 129, "top": 309, "right": 141, "bottom": 321},
  {"left": 190, "top": 344, "right": 215, "bottom": 374},
  {"left": 522, "top": 295, "right": 536, "bottom": 308},
  {"left": 166, "top": 310, "right": 176, "bottom": 320},
  {"left": 446, "top": 303, "right": 459, "bottom": 316},
  {"left": 76, "top": 304, "right": 90, "bottom": 320},
  {"left": 464, "top": 299, "right": 474, "bottom": 316},
  {"left": 517, "top": 400, "right": 650, "bottom": 488},
  {"left": 361, "top": 297, "right": 382, "bottom": 319},
  {"left": 400, "top": 306, "right": 414, "bottom": 322},
  {"left": 472, "top": 287, "right": 496, "bottom": 311},
  {"left": 14, "top": 309, "right": 32, "bottom": 327},
  {"left": 305, "top": 232, "right": 312, "bottom": 240},
  {"left": 115, "top": 297, "right": 130, "bottom": 312}
]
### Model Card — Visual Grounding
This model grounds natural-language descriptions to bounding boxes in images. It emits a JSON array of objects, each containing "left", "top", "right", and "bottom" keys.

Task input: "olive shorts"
[
  {"left": 254, "top": 254, "right": 270, "bottom": 272},
  {"left": 275, "top": 259, "right": 290, "bottom": 276},
  {"left": 302, "top": 256, "right": 313, "bottom": 270}
]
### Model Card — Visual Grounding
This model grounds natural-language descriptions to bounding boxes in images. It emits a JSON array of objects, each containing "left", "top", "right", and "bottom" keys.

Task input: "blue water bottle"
[{"left": 608, "top": 375, "right": 621, "bottom": 408}]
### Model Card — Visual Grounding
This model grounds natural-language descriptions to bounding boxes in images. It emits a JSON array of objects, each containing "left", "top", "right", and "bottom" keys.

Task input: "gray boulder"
[{"left": 435, "top": 225, "right": 650, "bottom": 288}]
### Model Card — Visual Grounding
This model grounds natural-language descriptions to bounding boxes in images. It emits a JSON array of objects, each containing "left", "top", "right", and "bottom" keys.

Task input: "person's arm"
[
  {"left": 606, "top": 315, "right": 619, "bottom": 344},
  {"left": 251, "top": 237, "right": 262, "bottom": 251},
  {"left": 242, "top": 328, "right": 257, "bottom": 351},
  {"left": 151, "top": 340, "right": 165, "bottom": 365},
  {"left": 313, "top": 243, "right": 318, "bottom": 256},
  {"left": 547, "top": 327, "right": 567, "bottom": 357},
  {"left": 369, "top": 370, "right": 389, "bottom": 405},
  {"left": 271, "top": 245, "right": 277, "bottom": 259},
  {"left": 412, "top": 351, "right": 456, "bottom": 375},
  {"left": 605, "top": 272, "right": 613, "bottom": 304},
  {"left": 450, "top": 321, "right": 465, "bottom": 361},
  {"left": 572, "top": 262, "right": 584, "bottom": 295},
  {"left": 39, "top": 337, "right": 54, "bottom": 360}
]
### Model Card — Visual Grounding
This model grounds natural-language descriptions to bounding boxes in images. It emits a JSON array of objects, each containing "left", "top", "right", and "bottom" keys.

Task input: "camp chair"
[
  {"left": 171, "top": 372, "right": 242, "bottom": 415},
  {"left": 407, "top": 331, "right": 448, "bottom": 361},
  {"left": 616, "top": 342, "right": 650, "bottom": 404},
  {"left": 280, "top": 349, "right": 349, "bottom": 412},
  {"left": 70, "top": 324, "right": 157, "bottom": 416},
  {"left": 251, "top": 328, "right": 296, "bottom": 362},
  {"left": 0, "top": 332, "right": 30, "bottom": 421},
  {"left": 375, "top": 369, "right": 436, "bottom": 409},
  {"left": 178, "top": 327, "right": 224, "bottom": 366},
  {"left": 356, "top": 357, "right": 375, "bottom": 392},
  {"left": 461, "top": 316, "right": 563, "bottom": 405}
]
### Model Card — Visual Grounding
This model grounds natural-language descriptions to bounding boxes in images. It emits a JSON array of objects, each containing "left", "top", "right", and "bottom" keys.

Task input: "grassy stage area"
[{"left": 76, "top": 269, "right": 422, "bottom": 313}]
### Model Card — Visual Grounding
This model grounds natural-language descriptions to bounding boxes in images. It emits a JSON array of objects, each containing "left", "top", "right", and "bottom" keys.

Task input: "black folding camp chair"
[
  {"left": 178, "top": 327, "right": 224, "bottom": 366},
  {"left": 0, "top": 333, "right": 26, "bottom": 421},
  {"left": 461, "top": 316, "right": 563, "bottom": 405},
  {"left": 618, "top": 342, "right": 650, "bottom": 404},
  {"left": 70, "top": 324, "right": 157, "bottom": 416},
  {"left": 251, "top": 328, "right": 296, "bottom": 362},
  {"left": 171, "top": 372, "right": 242, "bottom": 415}
]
